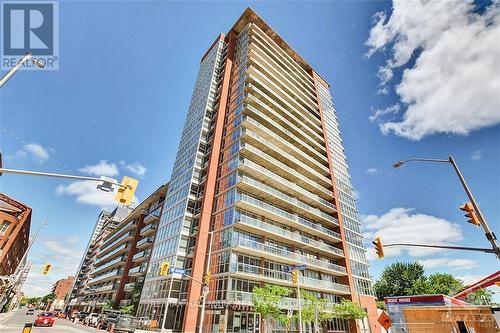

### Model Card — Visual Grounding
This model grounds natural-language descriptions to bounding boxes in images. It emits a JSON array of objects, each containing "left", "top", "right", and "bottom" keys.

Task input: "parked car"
[
  {"left": 26, "top": 308, "right": 35, "bottom": 315},
  {"left": 34, "top": 312, "right": 56, "bottom": 327},
  {"left": 84, "top": 313, "right": 100, "bottom": 327},
  {"left": 75, "top": 311, "right": 89, "bottom": 323}
]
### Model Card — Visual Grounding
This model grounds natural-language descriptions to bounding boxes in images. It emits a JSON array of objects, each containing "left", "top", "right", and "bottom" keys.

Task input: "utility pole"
[{"left": 198, "top": 231, "right": 214, "bottom": 333}]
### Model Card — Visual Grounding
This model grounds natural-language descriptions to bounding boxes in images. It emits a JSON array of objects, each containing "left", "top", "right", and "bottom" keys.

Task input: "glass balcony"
[
  {"left": 100, "top": 231, "right": 134, "bottom": 256},
  {"left": 242, "top": 128, "right": 331, "bottom": 187},
  {"left": 231, "top": 236, "right": 346, "bottom": 275},
  {"left": 236, "top": 192, "right": 342, "bottom": 243},
  {"left": 129, "top": 264, "right": 147, "bottom": 276},
  {"left": 92, "top": 256, "right": 125, "bottom": 276},
  {"left": 136, "top": 237, "right": 154, "bottom": 249},
  {"left": 144, "top": 204, "right": 162, "bottom": 223},
  {"left": 88, "top": 269, "right": 121, "bottom": 285},
  {"left": 235, "top": 212, "right": 341, "bottom": 255},
  {"left": 238, "top": 173, "right": 337, "bottom": 224},
  {"left": 133, "top": 249, "right": 151, "bottom": 262},
  {"left": 124, "top": 282, "right": 135, "bottom": 291},
  {"left": 140, "top": 223, "right": 156, "bottom": 236},
  {"left": 231, "top": 262, "right": 350, "bottom": 294},
  {"left": 243, "top": 114, "right": 329, "bottom": 175},
  {"left": 238, "top": 157, "right": 336, "bottom": 212},
  {"left": 95, "top": 244, "right": 128, "bottom": 265},
  {"left": 240, "top": 142, "right": 332, "bottom": 199}
]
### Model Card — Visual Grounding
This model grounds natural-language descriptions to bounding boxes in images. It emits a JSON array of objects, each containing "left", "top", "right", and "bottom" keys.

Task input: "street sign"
[
  {"left": 169, "top": 267, "right": 186, "bottom": 275},
  {"left": 284, "top": 264, "right": 306, "bottom": 273},
  {"left": 377, "top": 311, "right": 392, "bottom": 330},
  {"left": 202, "top": 286, "right": 209, "bottom": 296}
]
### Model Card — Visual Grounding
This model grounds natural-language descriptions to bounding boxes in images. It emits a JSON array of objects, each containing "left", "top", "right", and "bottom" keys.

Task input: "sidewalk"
[{"left": 0, "top": 310, "right": 15, "bottom": 324}]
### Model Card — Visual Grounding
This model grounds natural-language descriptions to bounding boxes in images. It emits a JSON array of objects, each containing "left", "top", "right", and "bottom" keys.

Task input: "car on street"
[
  {"left": 84, "top": 313, "right": 100, "bottom": 327},
  {"left": 26, "top": 308, "right": 35, "bottom": 315},
  {"left": 34, "top": 312, "right": 56, "bottom": 327}
]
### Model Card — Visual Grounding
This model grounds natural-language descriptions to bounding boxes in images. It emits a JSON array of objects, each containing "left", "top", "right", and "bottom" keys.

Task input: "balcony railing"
[
  {"left": 231, "top": 263, "right": 350, "bottom": 294},
  {"left": 235, "top": 213, "right": 341, "bottom": 254},
  {"left": 95, "top": 244, "right": 128, "bottom": 265},
  {"left": 239, "top": 157, "right": 336, "bottom": 212},
  {"left": 231, "top": 237, "right": 346, "bottom": 275},
  {"left": 92, "top": 256, "right": 125, "bottom": 276},
  {"left": 140, "top": 223, "right": 156, "bottom": 236},
  {"left": 239, "top": 174, "right": 337, "bottom": 224},
  {"left": 133, "top": 249, "right": 150, "bottom": 261},
  {"left": 144, "top": 204, "right": 162, "bottom": 223},
  {"left": 129, "top": 264, "right": 146, "bottom": 276},
  {"left": 88, "top": 269, "right": 121, "bottom": 285},
  {"left": 236, "top": 192, "right": 342, "bottom": 243},
  {"left": 136, "top": 237, "right": 154, "bottom": 248},
  {"left": 99, "top": 231, "right": 134, "bottom": 257},
  {"left": 124, "top": 282, "right": 135, "bottom": 291}
]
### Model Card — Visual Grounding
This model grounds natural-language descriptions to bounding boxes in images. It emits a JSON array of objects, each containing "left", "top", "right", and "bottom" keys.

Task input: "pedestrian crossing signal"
[{"left": 159, "top": 262, "right": 170, "bottom": 276}]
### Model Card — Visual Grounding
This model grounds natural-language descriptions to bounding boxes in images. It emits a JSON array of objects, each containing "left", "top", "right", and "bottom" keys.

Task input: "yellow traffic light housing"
[
  {"left": 372, "top": 237, "right": 384, "bottom": 259},
  {"left": 159, "top": 262, "right": 170, "bottom": 276},
  {"left": 291, "top": 269, "right": 299, "bottom": 286},
  {"left": 204, "top": 272, "right": 211, "bottom": 285},
  {"left": 41, "top": 263, "right": 52, "bottom": 275},
  {"left": 114, "top": 176, "right": 139, "bottom": 206},
  {"left": 459, "top": 202, "right": 481, "bottom": 226}
]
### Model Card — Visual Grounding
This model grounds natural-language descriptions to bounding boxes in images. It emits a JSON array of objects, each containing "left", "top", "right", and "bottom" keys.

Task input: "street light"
[
  {"left": 0, "top": 52, "right": 45, "bottom": 88},
  {"left": 393, "top": 156, "right": 500, "bottom": 259}
]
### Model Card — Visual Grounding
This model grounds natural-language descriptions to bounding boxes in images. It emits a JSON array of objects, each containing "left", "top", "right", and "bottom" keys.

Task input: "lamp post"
[
  {"left": 0, "top": 52, "right": 45, "bottom": 88},
  {"left": 393, "top": 156, "right": 500, "bottom": 259}
]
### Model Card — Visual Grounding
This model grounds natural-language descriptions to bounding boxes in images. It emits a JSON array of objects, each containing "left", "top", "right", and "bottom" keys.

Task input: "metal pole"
[
  {"left": 0, "top": 53, "right": 33, "bottom": 88},
  {"left": 448, "top": 156, "right": 500, "bottom": 259},
  {"left": 198, "top": 231, "right": 214, "bottom": 333},
  {"left": 15, "top": 221, "right": 47, "bottom": 275},
  {"left": 383, "top": 243, "right": 495, "bottom": 253},
  {"left": 297, "top": 281, "right": 303, "bottom": 333},
  {"left": 0, "top": 168, "right": 126, "bottom": 188},
  {"left": 160, "top": 272, "right": 175, "bottom": 333}
]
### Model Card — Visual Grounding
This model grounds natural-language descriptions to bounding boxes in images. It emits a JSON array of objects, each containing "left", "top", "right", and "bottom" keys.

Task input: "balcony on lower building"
[
  {"left": 140, "top": 223, "right": 156, "bottom": 237},
  {"left": 136, "top": 237, "right": 154, "bottom": 249},
  {"left": 128, "top": 264, "right": 147, "bottom": 276},
  {"left": 132, "top": 249, "right": 151, "bottom": 263}
]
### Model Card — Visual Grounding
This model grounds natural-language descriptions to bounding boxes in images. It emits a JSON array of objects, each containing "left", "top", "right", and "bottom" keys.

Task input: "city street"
[{"left": 0, "top": 309, "right": 102, "bottom": 333}]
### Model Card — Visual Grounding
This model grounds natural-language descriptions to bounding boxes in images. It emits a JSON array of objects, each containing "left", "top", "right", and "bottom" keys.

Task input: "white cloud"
[
  {"left": 418, "top": 258, "right": 479, "bottom": 271},
  {"left": 56, "top": 180, "right": 117, "bottom": 209},
  {"left": 22, "top": 237, "right": 84, "bottom": 297},
  {"left": 124, "top": 162, "right": 147, "bottom": 178},
  {"left": 362, "top": 208, "right": 463, "bottom": 259},
  {"left": 365, "top": 168, "right": 379, "bottom": 175},
  {"left": 366, "top": 1, "right": 500, "bottom": 140},
  {"left": 23, "top": 143, "right": 50, "bottom": 163},
  {"left": 78, "top": 160, "right": 119, "bottom": 177},
  {"left": 377, "top": 66, "right": 393, "bottom": 85},
  {"left": 369, "top": 104, "right": 400, "bottom": 122},
  {"left": 471, "top": 149, "right": 482, "bottom": 161}
]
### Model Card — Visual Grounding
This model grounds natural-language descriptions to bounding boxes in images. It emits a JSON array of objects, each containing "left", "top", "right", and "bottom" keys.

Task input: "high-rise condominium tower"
[{"left": 138, "top": 8, "right": 379, "bottom": 333}]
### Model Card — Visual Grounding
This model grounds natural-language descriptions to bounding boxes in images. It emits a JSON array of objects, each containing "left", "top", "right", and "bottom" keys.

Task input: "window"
[{"left": 0, "top": 220, "right": 11, "bottom": 235}]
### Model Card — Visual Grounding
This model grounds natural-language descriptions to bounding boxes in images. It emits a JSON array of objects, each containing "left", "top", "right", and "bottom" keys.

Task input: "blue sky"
[{"left": 1, "top": 1, "right": 498, "bottom": 298}]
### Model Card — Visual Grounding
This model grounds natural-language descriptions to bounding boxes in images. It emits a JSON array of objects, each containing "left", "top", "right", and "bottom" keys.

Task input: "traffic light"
[
  {"left": 41, "top": 263, "right": 52, "bottom": 275},
  {"left": 372, "top": 237, "right": 384, "bottom": 259},
  {"left": 291, "top": 269, "right": 299, "bottom": 286},
  {"left": 204, "top": 272, "right": 211, "bottom": 285},
  {"left": 114, "top": 176, "right": 139, "bottom": 206},
  {"left": 159, "top": 262, "right": 170, "bottom": 276},
  {"left": 459, "top": 202, "right": 481, "bottom": 226}
]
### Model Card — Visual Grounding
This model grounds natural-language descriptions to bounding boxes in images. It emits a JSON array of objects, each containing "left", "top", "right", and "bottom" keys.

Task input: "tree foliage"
[
  {"left": 120, "top": 304, "right": 135, "bottom": 315},
  {"left": 252, "top": 284, "right": 291, "bottom": 333},
  {"left": 467, "top": 288, "right": 494, "bottom": 305},
  {"left": 374, "top": 262, "right": 466, "bottom": 300},
  {"left": 374, "top": 262, "right": 426, "bottom": 299},
  {"left": 331, "top": 299, "right": 367, "bottom": 320}
]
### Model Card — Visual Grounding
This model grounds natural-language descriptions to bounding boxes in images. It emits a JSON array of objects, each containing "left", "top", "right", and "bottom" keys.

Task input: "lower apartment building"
[
  {"left": 67, "top": 206, "right": 132, "bottom": 312},
  {"left": 74, "top": 184, "right": 167, "bottom": 313},
  {"left": 51, "top": 276, "right": 74, "bottom": 310}
]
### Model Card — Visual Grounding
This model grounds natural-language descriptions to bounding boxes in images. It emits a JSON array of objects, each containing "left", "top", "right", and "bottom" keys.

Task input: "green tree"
[
  {"left": 102, "top": 300, "right": 114, "bottom": 311},
  {"left": 331, "top": 299, "right": 367, "bottom": 320},
  {"left": 120, "top": 304, "right": 135, "bottom": 315},
  {"left": 426, "top": 273, "right": 464, "bottom": 296},
  {"left": 41, "top": 293, "right": 55, "bottom": 303},
  {"left": 252, "top": 284, "right": 291, "bottom": 333},
  {"left": 374, "top": 262, "right": 426, "bottom": 299},
  {"left": 467, "top": 288, "right": 494, "bottom": 305}
]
